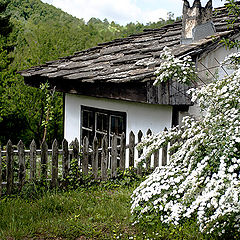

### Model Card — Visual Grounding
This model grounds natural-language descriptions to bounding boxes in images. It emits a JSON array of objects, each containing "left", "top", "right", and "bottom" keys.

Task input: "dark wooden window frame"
[{"left": 81, "top": 105, "right": 127, "bottom": 146}]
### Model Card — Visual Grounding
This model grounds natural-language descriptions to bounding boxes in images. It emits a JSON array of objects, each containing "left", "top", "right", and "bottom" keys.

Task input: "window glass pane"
[
  {"left": 96, "top": 113, "right": 108, "bottom": 133},
  {"left": 82, "top": 110, "right": 94, "bottom": 129},
  {"left": 110, "top": 115, "right": 124, "bottom": 136}
]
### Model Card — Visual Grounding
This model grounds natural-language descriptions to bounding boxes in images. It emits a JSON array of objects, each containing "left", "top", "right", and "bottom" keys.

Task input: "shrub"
[{"left": 131, "top": 53, "right": 240, "bottom": 237}]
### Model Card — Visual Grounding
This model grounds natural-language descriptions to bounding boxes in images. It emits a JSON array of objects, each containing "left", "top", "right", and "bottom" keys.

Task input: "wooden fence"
[{"left": 0, "top": 130, "right": 168, "bottom": 196}]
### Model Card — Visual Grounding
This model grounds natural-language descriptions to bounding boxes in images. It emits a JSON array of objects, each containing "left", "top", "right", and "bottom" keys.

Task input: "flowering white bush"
[
  {"left": 131, "top": 53, "right": 240, "bottom": 236},
  {"left": 154, "top": 46, "right": 196, "bottom": 85}
]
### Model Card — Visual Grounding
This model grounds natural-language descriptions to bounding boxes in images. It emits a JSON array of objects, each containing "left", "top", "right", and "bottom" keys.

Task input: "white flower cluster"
[
  {"left": 154, "top": 46, "right": 196, "bottom": 85},
  {"left": 131, "top": 54, "right": 240, "bottom": 236}
]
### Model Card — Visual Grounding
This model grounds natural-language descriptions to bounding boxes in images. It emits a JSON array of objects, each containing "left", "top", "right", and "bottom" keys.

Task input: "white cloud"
[
  {"left": 42, "top": 0, "right": 168, "bottom": 25},
  {"left": 41, "top": 0, "right": 225, "bottom": 25}
]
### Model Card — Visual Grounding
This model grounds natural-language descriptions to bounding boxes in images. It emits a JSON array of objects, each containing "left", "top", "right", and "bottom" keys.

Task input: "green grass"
[{"left": 0, "top": 185, "right": 139, "bottom": 240}]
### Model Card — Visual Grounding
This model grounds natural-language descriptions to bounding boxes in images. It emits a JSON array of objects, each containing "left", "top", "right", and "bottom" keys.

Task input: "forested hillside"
[{"left": 0, "top": 0, "right": 176, "bottom": 146}]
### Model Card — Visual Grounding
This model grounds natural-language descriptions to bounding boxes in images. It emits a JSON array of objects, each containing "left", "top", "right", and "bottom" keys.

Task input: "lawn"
[{"left": 0, "top": 184, "right": 139, "bottom": 240}]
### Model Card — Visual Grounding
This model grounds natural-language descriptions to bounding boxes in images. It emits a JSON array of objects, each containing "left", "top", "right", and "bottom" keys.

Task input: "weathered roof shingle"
[{"left": 20, "top": 4, "right": 240, "bottom": 106}]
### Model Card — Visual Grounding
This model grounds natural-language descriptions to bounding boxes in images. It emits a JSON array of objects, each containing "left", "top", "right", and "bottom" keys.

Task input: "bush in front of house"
[{"left": 131, "top": 53, "right": 240, "bottom": 238}]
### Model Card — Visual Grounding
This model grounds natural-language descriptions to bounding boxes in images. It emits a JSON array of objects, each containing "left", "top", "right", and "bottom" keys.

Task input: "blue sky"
[{"left": 41, "top": 0, "right": 224, "bottom": 25}]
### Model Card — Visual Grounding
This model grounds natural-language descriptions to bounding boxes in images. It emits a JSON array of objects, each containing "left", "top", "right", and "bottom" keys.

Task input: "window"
[{"left": 81, "top": 106, "right": 126, "bottom": 147}]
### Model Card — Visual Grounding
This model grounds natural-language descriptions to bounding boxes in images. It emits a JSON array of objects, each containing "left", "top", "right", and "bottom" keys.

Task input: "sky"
[{"left": 41, "top": 0, "right": 224, "bottom": 25}]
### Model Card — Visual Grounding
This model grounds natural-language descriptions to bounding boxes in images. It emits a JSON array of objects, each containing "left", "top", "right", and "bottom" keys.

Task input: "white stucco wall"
[
  {"left": 64, "top": 93, "right": 172, "bottom": 144},
  {"left": 186, "top": 37, "right": 240, "bottom": 120}
]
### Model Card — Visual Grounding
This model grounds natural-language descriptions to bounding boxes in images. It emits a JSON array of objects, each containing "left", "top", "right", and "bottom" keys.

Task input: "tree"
[{"left": 0, "top": 0, "right": 12, "bottom": 37}]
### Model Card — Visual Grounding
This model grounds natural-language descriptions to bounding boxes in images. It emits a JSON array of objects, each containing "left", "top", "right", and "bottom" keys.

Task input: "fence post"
[
  {"left": 111, "top": 134, "right": 117, "bottom": 178},
  {"left": 129, "top": 131, "right": 135, "bottom": 168},
  {"left": 6, "top": 140, "right": 13, "bottom": 195},
  {"left": 146, "top": 129, "right": 152, "bottom": 170},
  {"left": 51, "top": 139, "right": 58, "bottom": 187},
  {"left": 0, "top": 146, "right": 2, "bottom": 197},
  {"left": 162, "top": 127, "right": 168, "bottom": 166},
  {"left": 137, "top": 130, "right": 143, "bottom": 175},
  {"left": 92, "top": 136, "right": 98, "bottom": 180},
  {"left": 18, "top": 140, "right": 26, "bottom": 191},
  {"left": 120, "top": 133, "right": 126, "bottom": 171},
  {"left": 30, "top": 140, "right": 37, "bottom": 181},
  {"left": 101, "top": 135, "right": 108, "bottom": 181},
  {"left": 82, "top": 136, "right": 89, "bottom": 175},
  {"left": 62, "top": 139, "right": 69, "bottom": 179},
  {"left": 41, "top": 141, "right": 48, "bottom": 180}
]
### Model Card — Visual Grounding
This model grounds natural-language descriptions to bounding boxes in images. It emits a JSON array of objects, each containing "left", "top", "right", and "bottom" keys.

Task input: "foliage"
[
  {"left": 154, "top": 46, "right": 196, "bottom": 85},
  {"left": 131, "top": 52, "right": 240, "bottom": 237}
]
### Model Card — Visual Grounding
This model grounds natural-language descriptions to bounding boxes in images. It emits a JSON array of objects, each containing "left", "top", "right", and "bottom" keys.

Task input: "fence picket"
[
  {"left": 137, "top": 130, "right": 143, "bottom": 175},
  {"left": 51, "top": 139, "right": 58, "bottom": 187},
  {"left": 62, "top": 139, "right": 69, "bottom": 179},
  {"left": 92, "top": 136, "right": 98, "bottom": 180},
  {"left": 101, "top": 136, "right": 108, "bottom": 181},
  {"left": 30, "top": 140, "right": 37, "bottom": 181},
  {"left": 111, "top": 134, "right": 117, "bottom": 178},
  {"left": 73, "top": 138, "right": 79, "bottom": 159},
  {"left": 18, "top": 140, "right": 26, "bottom": 191},
  {"left": 129, "top": 131, "right": 135, "bottom": 167},
  {"left": 6, "top": 140, "right": 13, "bottom": 195},
  {"left": 120, "top": 132, "right": 126, "bottom": 171},
  {"left": 82, "top": 136, "right": 89, "bottom": 175},
  {"left": 154, "top": 150, "right": 159, "bottom": 168},
  {"left": 162, "top": 127, "right": 168, "bottom": 166},
  {"left": 0, "top": 146, "right": 2, "bottom": 197},
  {"left": 146, "top": 129, "right": 152, "bottom": 170},
  {"left": 41, "top": 141, "right": 48, "bottom": 180}
]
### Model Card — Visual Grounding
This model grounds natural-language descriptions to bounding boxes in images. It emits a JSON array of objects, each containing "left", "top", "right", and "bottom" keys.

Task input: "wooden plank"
[
  {"left": 51, "top": 139, "right": 58, "bottom": 187},
  {"left": 146, "top": 129, "right": 152, "bottom": 170},
  {"left": 82, "top": 136, "right": 89, "bottom": 175},
  {"left": 62, "top": 139, "right": 69, "bottom": 179},
  {"left": 101, "top": 136, "right": 108, "bottom": 181},
  {"left": 137, "top": 130, "right": 143, "bottom": 175},
  {"left": 6, "top": 140, "right": 13, "bottom": 195},
  {"left": 162, "top": 145, "right": 168, "bottom": 166},
  {"left": 72, "top": 138, "right": 79, "bottom": 162},
  {"left": 129, "top": 131, "right": 135, "bottom": 168},
  {"left": 92, "top": 136, "right": 98, "bottom": 180},
  {"left": 30, "top": 140, "right": 37, "bottom": 181},
  {"left": 17, "top": 140, "right": 26, "bottom": 191},
  {"left": 119, "top": 133, "right": 126, "bottom": 171},
  {"left": 41, "top": 141, "right": 48, "bottom": 180},
  {"left": 154, "top": 150, "right": 159, "bottom": 169},
  {"left": 0, "top": 146, "right": 2, "bottom": 197},
  {"left": 162, "top": 128, "right": 168, "bottom": 166},
  {"left": 111, "top": 134, "right": 118, "bottom": 178}
]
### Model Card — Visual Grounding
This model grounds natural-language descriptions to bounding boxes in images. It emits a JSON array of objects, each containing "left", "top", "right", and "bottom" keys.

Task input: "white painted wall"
[
  {"left": 186, "top": 37, "right": 240, "bottom": 120},
  {"left": 64, "top": 94, "right": 172, "bottom": 144}
]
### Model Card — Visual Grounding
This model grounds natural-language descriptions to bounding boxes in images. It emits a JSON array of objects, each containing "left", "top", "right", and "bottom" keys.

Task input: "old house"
[{"left": 20, "top": 0, "right": 240, "bottom": 153}]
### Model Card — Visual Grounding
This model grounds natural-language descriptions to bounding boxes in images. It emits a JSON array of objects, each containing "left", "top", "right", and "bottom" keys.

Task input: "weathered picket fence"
[{"left": 0, "top": 129, "right": 168, "bottom": 196}]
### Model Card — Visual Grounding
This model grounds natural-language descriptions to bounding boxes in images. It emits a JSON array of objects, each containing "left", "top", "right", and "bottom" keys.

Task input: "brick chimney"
[{"left": 181, "top": 0, "right": 216, "bottom": 44}]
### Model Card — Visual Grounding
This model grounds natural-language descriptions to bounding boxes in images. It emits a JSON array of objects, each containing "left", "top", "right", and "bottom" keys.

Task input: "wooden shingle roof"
[{"left": 20, "top": 4, "right": 240, "bottom": 106}]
